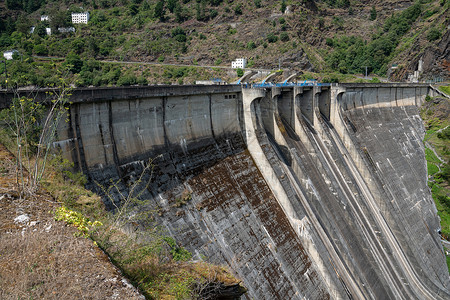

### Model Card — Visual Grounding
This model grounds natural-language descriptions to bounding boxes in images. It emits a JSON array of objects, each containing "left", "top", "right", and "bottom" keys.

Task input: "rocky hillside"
[{"left": 0, "top": 0, "right": 449, "bottom": 85}]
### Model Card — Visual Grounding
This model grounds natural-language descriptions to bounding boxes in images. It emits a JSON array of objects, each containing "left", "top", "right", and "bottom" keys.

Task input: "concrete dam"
[{"left": 31, "top": 83, "right": 450, "bottom": 299}]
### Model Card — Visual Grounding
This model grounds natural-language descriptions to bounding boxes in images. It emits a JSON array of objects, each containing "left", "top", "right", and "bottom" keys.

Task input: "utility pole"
[{"left": 362, "top": 66, "right": 368, "bottom": 78}]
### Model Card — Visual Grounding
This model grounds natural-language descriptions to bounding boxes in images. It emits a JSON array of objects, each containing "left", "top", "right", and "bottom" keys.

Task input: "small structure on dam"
[{"left": 3, "top": 83, "right": 448, "bottom": 299}]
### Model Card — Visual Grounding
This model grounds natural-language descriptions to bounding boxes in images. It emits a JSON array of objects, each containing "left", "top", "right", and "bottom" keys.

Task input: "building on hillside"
[
  {"left": 46, "top": 28, "right": 52, "bottom": 35},
  {"left": 231, "top": 58, "right": 247, "bottom": 69},
  {"left": 3, "top": 50, "right": 20, "bottom": 60},
  {"left": 58, "top": 27, "right": 76, "bottom": 33},
  {"left": 40, "top": 15, "right": 50, "bottom": 21},
  {"left": 71, "top": 12, "right": 90, "bottom": 24}
]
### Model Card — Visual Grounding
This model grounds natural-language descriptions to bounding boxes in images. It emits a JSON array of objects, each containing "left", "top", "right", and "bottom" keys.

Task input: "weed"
[
  {"left": 54, "top": 206, "right": 103, "bottom": 238},
  {"left": 163, "top": 236, "right": 192, "bottom": 261}
]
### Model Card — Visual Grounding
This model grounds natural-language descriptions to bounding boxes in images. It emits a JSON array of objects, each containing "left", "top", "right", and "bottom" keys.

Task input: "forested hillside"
[{"left": 0, "top": 0, "right": 449, "bottom": 86}]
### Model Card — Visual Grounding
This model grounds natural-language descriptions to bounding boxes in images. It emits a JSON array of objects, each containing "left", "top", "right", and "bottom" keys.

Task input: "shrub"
[
  {"left": 369, "top": 6, "right": 377, "bottom": 20},
  {"left": 163, "top": 237, "right": 192, "bottom": 261},
  {"left": 267, "top": 33, "right": 278, "bottom": 43},
  {"left": 137, "top": 76, "right": 148, "bottom": 85},
  {"left": 323, "top": 75, "right": 340, "bottom": 83},
  {"left": 325, "top": 38, "right": 334, "bottom": 47},
  {"left": 236, "top": 68, "right": 244, "bottom": 77},
  {"left": 54, "top": 206, "right": 102, "bottom": 238},
  {"left": 427, "top": 28, "right": 442, "bottom": 41},
  {"left": 65, "top": 52, "right": 83, "bottom": 73},
  {"left": 117, "top": 74, "right": 137, "bottom": 86},
  {"left": 437, "top": 127, "right": 450, "bottom": 140},
  {"left": 234, "top": 4, "right": 242, "bottom": 15},
  {"left": 154, "top": 0, "right": 165, "bottom": 20},
  {"left": 247, "top": 41, "right": 256, "bottom": 49},
  {"left": 33, "top": 44, "right": 48, "bottom": 56},
  {"left": 280, "top": 32, "right": 289, "bottom": 42},
  {"left": 174, "top": 34, "right": 187, "bottom": 43},
  {"left": 210, "top": 9, "right": 218, "bottom": 19},
  {"left": 172, "top": 27, "right": 186, "bottom": 37},
  {"left": 280, "top": 0, "right": 286, "bottom": 13}
]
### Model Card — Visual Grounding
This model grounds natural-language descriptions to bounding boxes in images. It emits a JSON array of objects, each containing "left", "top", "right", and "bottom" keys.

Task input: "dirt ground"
[{"left": 0, "top": 143, "right": 144, "bottom": 300}]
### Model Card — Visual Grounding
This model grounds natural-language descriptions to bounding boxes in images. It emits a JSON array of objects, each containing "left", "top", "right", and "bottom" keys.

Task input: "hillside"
[{"left": 0, "top": 0, "right": 449, "bottom": 86}]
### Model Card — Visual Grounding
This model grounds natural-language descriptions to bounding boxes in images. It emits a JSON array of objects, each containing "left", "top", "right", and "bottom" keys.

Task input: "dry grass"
[
  {"left": 93, "top": 226, "right": 243, "bottom": 299},
  {"left": 0, "top": 143, "right": 143, "bottom": 300},
  {"left": 0, "top": 221, "right": 142, "bottom": 300}
]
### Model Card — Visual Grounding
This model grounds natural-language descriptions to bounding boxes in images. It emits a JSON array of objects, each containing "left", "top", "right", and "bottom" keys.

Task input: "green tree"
[
  {"left": 247, "top": 41, "right": 256, "bottom": 49},
  {"left": 427, "top": 28, "right": 442, "bottom": 41},
  {"left": 196, "top": 0, "right": 208, "bottom": 21},
  {"left": 6, "top": 0, "right": 23, "bottom": 10},
  {"left": 34, "top": 23, "right": 47, "bottom": 38},
  {"left": 210, "top": 9, "right": 218, "bottom": 19},
  {"left": 65, "top": 52, "right": 83, "bottom": 73},
  {"left": 267, "top": 33, "right": 278, "bottom": 43},
  {"left": 370, "top": 6, "right": 377, "bottom": 20},
  {"left": 236, "top": 68, "right": 244, "bottom": 77},
  {"left": 154, "top": 0, "right": 166, "bottom": 20},
  {"left": 280, "top": 32, "right": 289, "bottom": 42},
  {"left": 234, "top": 4, "right": 242, "bottom": 15},
  {"left": 50, "top": 10, "right": 70, "bottom": 30},
  {"left": 281, "top": 0, "right": 286, "bottom": 13},
  {"left": 33, "top": 44, "right": 48, "bottom": 56},
  {"left": 174, "top": 5, "right": 190, "bottom": 22},
  {"left": 167, "top": 0, "right": 178, "bottom": 13},
  {"left": 0, "top": 81, "right": 71, "bottom": 198},
  {"left": 15, "top": 14, "right": 32, "bottom": 35},
  {"left": 129, "top": 3, "right": 139, "bottom": 15}
]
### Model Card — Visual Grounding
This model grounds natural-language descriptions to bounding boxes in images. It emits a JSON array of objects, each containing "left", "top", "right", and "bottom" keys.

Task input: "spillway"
[{"left": 51, "top": 84, "right": 449, "bottom": 299}]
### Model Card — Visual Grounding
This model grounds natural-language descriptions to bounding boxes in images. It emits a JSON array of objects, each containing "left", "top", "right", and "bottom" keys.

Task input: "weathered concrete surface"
[
  {"left": 56, "top": 87, "right": 337, "bottom": 299},
  {"left": 51, "top": 83, "right": 450, "bottom": 299}
]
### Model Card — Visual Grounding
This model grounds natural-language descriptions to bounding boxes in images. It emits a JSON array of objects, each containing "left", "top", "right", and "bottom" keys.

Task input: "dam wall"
[{"left": 45, "top": 83, "right": 450, "bottom": 299}]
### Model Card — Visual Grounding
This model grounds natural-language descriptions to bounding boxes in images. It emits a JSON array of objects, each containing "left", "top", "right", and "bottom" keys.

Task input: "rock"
[{"left": 14, "top": 214, "right": 30, "bottom": 224}]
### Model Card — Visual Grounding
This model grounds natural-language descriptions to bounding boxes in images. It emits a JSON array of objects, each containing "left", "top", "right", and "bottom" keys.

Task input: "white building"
[
  {"left": 40, "top": 15, "right": 50, "bottom": 21},
  {"left": 71, "top": 12, "right": 90, "bottom": 24},
  {"left": 231, "top": 58, "right": 247, "bottom": 69},
  {"left": 3, "top": 50, "right": 19, "bottom": 60},
  {"left": 46, "top": 27, "right": 52, "bottom": 35},
  {"left": 58, "top": 27, "right": 76, "bottom": 33}
]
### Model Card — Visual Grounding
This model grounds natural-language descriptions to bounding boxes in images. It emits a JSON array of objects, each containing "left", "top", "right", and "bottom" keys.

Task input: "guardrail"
[{"left": 245, "top": 81, "right": 332, "bottom": 88}]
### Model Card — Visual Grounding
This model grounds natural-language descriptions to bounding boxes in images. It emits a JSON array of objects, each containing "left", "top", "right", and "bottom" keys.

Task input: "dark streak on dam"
[{"left": 4, "top": 83, "right": 448, "bottom": 299}]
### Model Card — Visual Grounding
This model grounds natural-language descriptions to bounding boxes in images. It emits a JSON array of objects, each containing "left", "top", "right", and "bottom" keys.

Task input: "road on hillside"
[{"left": 32, "top": 56, "right": 275, "bottom": 73}]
